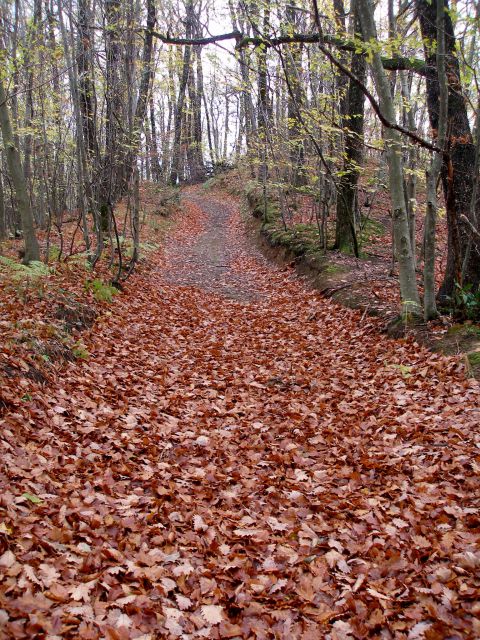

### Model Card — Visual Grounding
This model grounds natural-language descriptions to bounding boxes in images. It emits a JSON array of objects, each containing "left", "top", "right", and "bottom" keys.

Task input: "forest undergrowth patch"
[{"left": 0, "top": 183, "right": 179, "bottom": 407}]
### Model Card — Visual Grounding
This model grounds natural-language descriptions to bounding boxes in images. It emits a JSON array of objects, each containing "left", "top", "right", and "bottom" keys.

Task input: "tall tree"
[
  {"left": 335, "top": 0, "right": 366, "bottom": 253},
  {"left": 358, "top": 0, "right": 421, "bottom": 319},
  {"left": 0, "top": 79, "right": 40, "bottom": 262},
  {"left": 416, "top": 0, "right": 480, "bottom": 299}
]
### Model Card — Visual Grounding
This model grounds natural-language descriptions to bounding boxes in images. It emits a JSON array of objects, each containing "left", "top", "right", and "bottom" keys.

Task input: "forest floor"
[{"left": 1, "top": 187, "right": 480, "bottom": 639}]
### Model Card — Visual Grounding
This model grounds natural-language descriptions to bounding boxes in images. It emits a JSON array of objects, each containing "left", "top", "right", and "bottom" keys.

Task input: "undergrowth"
[{"left": 85, "top": 278, "right": 119, "bottom": 303}]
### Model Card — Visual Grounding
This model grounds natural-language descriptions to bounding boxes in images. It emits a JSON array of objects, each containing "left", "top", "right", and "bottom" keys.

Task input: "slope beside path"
[{"left": 1, "top": 187, "right": 479, "bottom": 639}]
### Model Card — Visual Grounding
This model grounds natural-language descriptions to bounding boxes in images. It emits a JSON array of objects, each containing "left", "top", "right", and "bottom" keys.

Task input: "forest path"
[
  {"left": 161, "top": 188, "right": 263, "bottom": 301},
  {"left": 1, "top": 188, "right": 480, "bottom": 638}
]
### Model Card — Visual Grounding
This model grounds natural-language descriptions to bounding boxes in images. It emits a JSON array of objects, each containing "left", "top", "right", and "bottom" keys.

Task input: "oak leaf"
[{"left": 201, "top": 604, "right": 224, "bottom": 625}]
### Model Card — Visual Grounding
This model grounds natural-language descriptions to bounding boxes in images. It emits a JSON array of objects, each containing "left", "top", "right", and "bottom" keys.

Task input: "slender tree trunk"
[
  {"left": 122, "top": 0, "right": 156, "bottom": 189},
  {"left": 149, "top": 94, "right": 162, "bottom": 182},
  {"left": 257, "top": 1, "right": 271, "bottom": 183},
  {"left": 358, "top": 0, "right": 421, "bottom": 319},
  {"left": 0, "top": 80, "right": 40, "bottom": 263},
  {"left": 23, "top": 0, "right": 42, "bottom": 219},
  {"left": 46, "top": 1, "right": 66, "bottom": 220},
  {"left": 284, "top": 1, "right": 305, "bottom": 186},
  {"left": 229, "top": 0, "right": 255, "bottom": 158},
  {"left": 0, "top": 170, "right": 6, "bottom": 241},
  {"left": 223, "top": 89, "right": 230, "bottom": 159},
  {"left": 170, "top": 1, "right": 194, "bottom": 185},
  {"left": 100, "top": 0, "right": 123, "bottom": 232},
  {"left": 424, "top": 0, "right": 448, "bottom": 320},
  {"left": 203, "top": 91, "right": 215, "bottom": 166},
  {"left": 400, "top": 71, "right": 418, "bottom": 264},
  {"left": 77, "top": 0, "right": 99, "bottom": 162},
  {"left": 59, "top": 0, "right": 91, "bottom": 255},
  {"left": 131, "top": 168, "right": 140, "bottom": 264}
]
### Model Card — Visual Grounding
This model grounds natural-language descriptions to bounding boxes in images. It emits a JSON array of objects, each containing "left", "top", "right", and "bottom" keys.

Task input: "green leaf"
[{"left": 22, "top": 492, "right": 43, "bottom": 504}]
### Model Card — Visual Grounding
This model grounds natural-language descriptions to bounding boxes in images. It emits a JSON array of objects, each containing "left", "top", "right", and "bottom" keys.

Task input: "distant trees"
[
  {"left": 0, "top": 0, "right": 478, "bottom": 319},
  {"left": 0, "top": 0, "right": 160, "bottom": 269}
]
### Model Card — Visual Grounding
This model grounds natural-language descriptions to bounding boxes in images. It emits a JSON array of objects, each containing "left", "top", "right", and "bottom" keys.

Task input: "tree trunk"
[
  {"left": 416, "top": 0, "right": 479, "bottom": 299},
  {"left": 58, "top": 0, "right": 92, "bottom": 256},
  {"left": 335, "top": 1, "right": 365, "bottom": 253},
  {"left": 185, "top": 44, "right": 206, "bottom": 182},
  {"left": 0, "top": 80, "right": 40, "bottom": 263},
  {"left": 284, "top": 1, "right": 305, "bottom": 186},
  {"left": 170, "top": 1, "right": 194, "bottom": 185},
  {"left": 358, "top": 0, "right": 421, "bottom": 319},
  {"left": 46, "top": 1, "right": 66, "bottom": 220},
  {"left": 400, "top": 71, "right": 418, "bottom": 264},
  {"left": 424, "top": 0, "right": 448, "bottom": 320},
  {"left": 22, "top": 0, "right": 42, "bottom": 220},
  {"left": 77, "top": 0, "right": 99, "bottom": 162},
  {"left": 229, "top": 0, "right": 255, "bottom": 157},
  {"left": 100, "top": 0, "right": 124, "bottom": 231},
  {"left": 257, "top": 1, "right": 271, "bottom": 183},
  {"left": 122, "top": 0, "right": 156, "bottom": 189},
  {"left": 149, "top": 94, "right": 162, "bottom": 182},
  {"left": 0, "top": 170, "right": 6, "bottom": 241}
]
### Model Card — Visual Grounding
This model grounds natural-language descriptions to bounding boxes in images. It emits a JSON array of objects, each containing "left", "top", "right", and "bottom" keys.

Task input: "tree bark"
[
  {"left": 58, "top": 0, "right": 92, "bottom": 256},
  {"left": 0, "top": 170, "right": 6, "bottom": 241},
  {"left": 122, "top": 0, "right": 156, "bottom": 189},
  {"left": 335, "top": 1, "right": 365, "bottom": 253},
  {"left": 358, "top": 0, "right": 421, "bottom": 319},
  {"left": 257, "top": 1, "right": 271, "bottom": 183},
  {"left": 416, "top": 0, "right": 479, "bottom": 298},
  {"left": 284, "top": 1, "right": 305, "bottom": 186},
  {"left": 149, "top": 94, "right": 162, "bottom": 182},
  {"left": 424, "top": 0, "right": 448, "bottom": 320},
  {"left": 77, "top": 0, "right": 99, "bottom": 162},
  {"left": 170, "top": 0, "right": 194, "bottom": 184},
  {"left": 0, "top": 80, "right": 40, "bottom": 263},
  {"left": 99, "top": 0, "right": 124, "bottom": 232}
]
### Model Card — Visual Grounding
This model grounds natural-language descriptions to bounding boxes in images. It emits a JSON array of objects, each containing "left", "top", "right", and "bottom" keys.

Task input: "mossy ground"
[
  {"left": 359, "top": 217, "right": 385, "bottom": 243},
  {"left": 468, "top": 351, "right": 480, "bottom": 367},
  {"left": 432, "top": 323, "right": 480, "bottom": 378}
]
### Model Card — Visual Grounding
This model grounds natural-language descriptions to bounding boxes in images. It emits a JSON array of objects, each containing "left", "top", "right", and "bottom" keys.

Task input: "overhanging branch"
[
  {"left": 150, "top": 29, "right": 242, "bottom": 47},
  {"left": 148, "top": 28, "right": 428, "bottom": 76}
]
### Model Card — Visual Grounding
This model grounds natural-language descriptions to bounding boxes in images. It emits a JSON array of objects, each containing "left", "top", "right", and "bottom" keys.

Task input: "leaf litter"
[{"left": 0, "top": 188, "right": 479, "bottom": 638}]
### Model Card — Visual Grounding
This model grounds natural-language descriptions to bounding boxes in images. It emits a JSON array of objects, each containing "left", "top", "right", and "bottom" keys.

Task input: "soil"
[{"left": 162, "top": 188, "right": 265, "bottom": 302}]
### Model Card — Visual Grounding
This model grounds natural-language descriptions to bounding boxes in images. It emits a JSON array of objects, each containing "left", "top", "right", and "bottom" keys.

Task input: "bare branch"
[{"left": 148, "top": 28, "right": 428, "bottom": 76}]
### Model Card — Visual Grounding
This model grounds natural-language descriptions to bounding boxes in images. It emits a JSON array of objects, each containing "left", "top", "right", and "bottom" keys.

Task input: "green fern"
[
  {"left": 0, "top": 256, "right": 51, "bottom": 281},
  {"left": 85, "top": 278, "right": 118, "bottom": 303}
]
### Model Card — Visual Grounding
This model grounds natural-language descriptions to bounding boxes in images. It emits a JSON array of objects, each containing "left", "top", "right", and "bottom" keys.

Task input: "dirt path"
[
  {"left": 161, "top": 189, "right": 264, "bottom": 301},
  {"left": 1, "top": 189, "right": 479, "bottom": 639}
]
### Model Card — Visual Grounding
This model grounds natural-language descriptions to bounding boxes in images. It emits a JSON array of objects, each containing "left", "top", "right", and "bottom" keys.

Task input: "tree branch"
[
  {"left": 148, "top": 28, "right": 427, "bottom": 76},
  {"left": 310, "top": 0, "right": 439, "bottom": 152},
  {"left": 460, "top": 214, "right": 480, "bottom": 239},
  {"left": 150, "top": 29, "right": 242, "bottom": 47}
]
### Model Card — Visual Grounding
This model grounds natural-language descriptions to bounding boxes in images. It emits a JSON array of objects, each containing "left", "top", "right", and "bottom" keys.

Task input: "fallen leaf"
[
  {"left": 201, "top": 604, "right": 224, "bottom": 625},
  {"left": 71, "top": 581, "right": 96, "bottom": 602}
]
